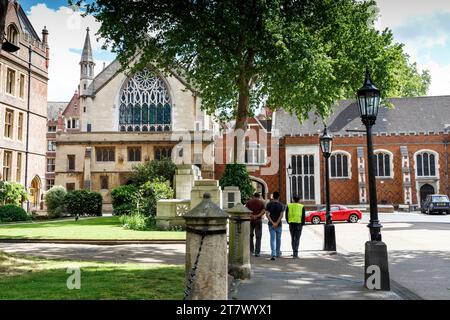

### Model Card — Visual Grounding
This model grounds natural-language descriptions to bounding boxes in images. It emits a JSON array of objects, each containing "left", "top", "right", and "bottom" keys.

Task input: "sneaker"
[
  {"left": 270, "top": 256, "right": 276, "bottom": 261},
  {"left": 255, "top": 254, "right": 260, "bottom": 257}
]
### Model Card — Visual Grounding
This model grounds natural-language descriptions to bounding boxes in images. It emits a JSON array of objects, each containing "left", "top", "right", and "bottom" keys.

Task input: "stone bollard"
[
  {"left": 227, "top": 203, "right": 252, "bottom": 280},
  {"left": 183, "top": 193, "right": 228, "bottom": 300}
]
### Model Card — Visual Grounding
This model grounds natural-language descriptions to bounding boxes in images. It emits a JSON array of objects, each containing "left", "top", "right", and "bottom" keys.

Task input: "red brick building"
[{"left": 215, "top": 96, "right": 450, "bottom": 210}]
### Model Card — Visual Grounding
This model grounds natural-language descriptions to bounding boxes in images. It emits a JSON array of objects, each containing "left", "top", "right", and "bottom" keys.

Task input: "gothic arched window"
[
  {"left": 374, "top": 150, "right": 393, "bottom": 178},
  {"left": 416, "top": 151, "right": 437, "bottom": 177},
  {"left": 119, "top": 68, "right": 172, "bottom": 132},
  {"left": 7, "top": 24, "right": 19, "bottom": 45}
]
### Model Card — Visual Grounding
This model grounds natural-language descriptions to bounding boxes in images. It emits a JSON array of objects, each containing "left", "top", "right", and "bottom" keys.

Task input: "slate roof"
[
  {"left": 47, "top": 102, "right": 67, "bottom": 120},
  {"left": 273, "top": 96, "right": 450, "bottom": 136}
]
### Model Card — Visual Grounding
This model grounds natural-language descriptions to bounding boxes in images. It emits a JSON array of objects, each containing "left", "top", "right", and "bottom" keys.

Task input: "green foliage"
[
  {"left": 64, "top": 190, "right": 103, "bottom": 216},
  {"left": 44, "top": 186, "right": 67, "bottom": 218},
  {"left": 0, "top": 205, "right": 30, "bottom": 223},
  {"left": 73, "top": 0, "right": 430, "bottom": 129},
  {"left": 219, "top": 164, "right": 254, "bottom": 203},
  {"left": 0, "top": 181, "right": 29, "bottom": 207},
  {"left": 139, "top": 179, "right": 174, "bottom": 216},
  {"left": 110, "top": 185, "right": 140, "bottom": 215},
  {"left": 119, "top": 213, "right": 156, "bottom": 231},
  {"left": 127, "top": 158, "right": 177, "bottom": 186}
]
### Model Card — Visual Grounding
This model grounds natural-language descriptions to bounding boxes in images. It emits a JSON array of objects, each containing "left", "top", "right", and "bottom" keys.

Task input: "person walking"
[
  {"left": 286, "top": 195, "right": 306, "bottom": 259},
  {"left": 245, "top": 192, "right": 266, "bottom": 257},
  {"left": 265, "top": 191, "right": 285, "bottom": 260}
]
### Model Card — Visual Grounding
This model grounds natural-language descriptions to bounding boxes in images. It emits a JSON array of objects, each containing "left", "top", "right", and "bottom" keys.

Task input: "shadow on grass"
[
  {"left": 0, "top": 262, "right": 185, "bottom": 300},
  {"left": 0, "top": 216, "right": 120, "bottom": 230}
]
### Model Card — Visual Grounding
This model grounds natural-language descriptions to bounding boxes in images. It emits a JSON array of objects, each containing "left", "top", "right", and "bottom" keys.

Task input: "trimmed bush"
[
  {"left": 219, "top": 163, "right": 255, "bottom": 203},
  {"left": 0, "top": 181, "right": 29, "bottom": 206},
  {"left": 119, "top": 213, "right": 155, "bottom": 231},
  {"left": 65, "top": 190, "right": 103, "bottom": 216},
  {"left": 127, "top": 158, "right": 177, "bottom": 186},
  {"left": 45, "top": 186, "right": 67, "bottom": 218},
  {"left": 140, "top": 179, "right": 174, "bottom": 216},
  {"left": 111, "top": 185, "right": 140, "bottom": 216},
  {"left": 0, "top": 205, "right": 30, "bottom": 223}
]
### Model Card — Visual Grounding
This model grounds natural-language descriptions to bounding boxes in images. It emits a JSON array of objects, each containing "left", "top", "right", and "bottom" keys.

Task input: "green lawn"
[
  {"left": 0, "top": 216, "right": 186, "bottom": 240},
  {"left": 0, "top": 252, "right": 184, "bottom": 299}
]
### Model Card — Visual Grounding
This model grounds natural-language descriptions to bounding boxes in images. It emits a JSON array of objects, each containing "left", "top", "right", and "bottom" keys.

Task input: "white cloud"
[{"left": 27, "top": 4, "right": 114, "bottom": 101}]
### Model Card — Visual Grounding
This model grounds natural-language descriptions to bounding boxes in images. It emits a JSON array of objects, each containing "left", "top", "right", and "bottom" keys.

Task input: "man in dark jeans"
[
  {"left": 266, "top": 191, "right": 285, "bottom": 260},
  {"left": 246, "top": 192, "right": 266, "bottom": 257},
  {"left": 286, "top": 195, "right": 306, "bottom": 259}
]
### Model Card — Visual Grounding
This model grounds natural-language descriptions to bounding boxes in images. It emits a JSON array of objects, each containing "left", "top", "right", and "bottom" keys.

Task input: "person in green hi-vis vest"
[{"left": 286, "top": 196, "right": 306, "bottom": 259}]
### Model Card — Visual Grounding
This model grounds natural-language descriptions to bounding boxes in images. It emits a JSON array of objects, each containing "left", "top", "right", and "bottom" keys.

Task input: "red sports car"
[{"left": 305, "top": 205, "right": 362, "bottom": 224}]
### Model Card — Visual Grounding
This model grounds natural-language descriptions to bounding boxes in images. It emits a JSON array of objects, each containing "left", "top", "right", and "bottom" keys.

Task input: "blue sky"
[{"left": 22, "top": 0, "right": 450, "bottom": 101}]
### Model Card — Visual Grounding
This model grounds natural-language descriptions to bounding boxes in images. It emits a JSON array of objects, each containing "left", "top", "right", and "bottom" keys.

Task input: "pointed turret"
[{"left": 79, "top": 27, "right": 95, "bottom": 96}]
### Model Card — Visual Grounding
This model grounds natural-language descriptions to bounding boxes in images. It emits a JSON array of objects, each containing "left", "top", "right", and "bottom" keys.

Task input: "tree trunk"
[
  {"left": 233, "top": 80, "right": 250, "bottom": 164},
  {"left": 0, "top": 0, "right": 9, "bottom": 51}
]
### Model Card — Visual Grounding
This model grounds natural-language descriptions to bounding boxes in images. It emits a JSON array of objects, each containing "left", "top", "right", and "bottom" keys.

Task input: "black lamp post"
[
  {"left": 357, "top": 69, "right": 390, "bottom": 290},
  {"left": 287, "top": 164, "right": 293, "bottom": 202},
  {"left": 320, "top": 126, "right": 336, "bottom": 251}
]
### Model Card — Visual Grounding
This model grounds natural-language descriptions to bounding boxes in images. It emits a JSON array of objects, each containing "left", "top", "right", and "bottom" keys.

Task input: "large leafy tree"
[{"left": 70, "top": 0, "right": 430, "bottom": 162}]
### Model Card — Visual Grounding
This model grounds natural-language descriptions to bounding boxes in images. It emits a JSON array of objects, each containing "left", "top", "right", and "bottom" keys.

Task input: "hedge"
[
  {"left": 65, "top": 190, "right": 103, "bottom": 216},
  {"left": 0, "top": 205, "right": 30, "bottom": 223}
]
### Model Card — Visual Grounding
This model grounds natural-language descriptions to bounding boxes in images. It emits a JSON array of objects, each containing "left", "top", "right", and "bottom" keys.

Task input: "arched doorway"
[
  {"left": 29, "top": 176, "right": 42, "bottom": 210},
  {"left": 420, "top": 184, "right": 435, "bottom": 204},
  {"left": 250, "top": 177, "right": 268, "bottom": 199}
]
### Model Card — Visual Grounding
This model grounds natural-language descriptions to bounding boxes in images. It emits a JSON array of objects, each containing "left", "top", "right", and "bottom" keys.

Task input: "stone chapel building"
[{"left": 54, "top": 29, "right": 218, "bottom": 207}]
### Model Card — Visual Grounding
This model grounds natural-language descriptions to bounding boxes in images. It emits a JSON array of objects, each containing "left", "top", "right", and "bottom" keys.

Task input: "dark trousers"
[
  {"left": 250, "top": 219, "right": 262, "bottom": 255},
  {"left": 289, "top": 223, "right": 303, "bottom": 257}
]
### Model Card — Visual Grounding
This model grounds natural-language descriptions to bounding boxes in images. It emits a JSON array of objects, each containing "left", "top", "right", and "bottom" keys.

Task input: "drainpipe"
[
  {"left": 445, "top": 137, "right": 449, "bottom": 196},
  {"left": 25, "top": 44, "right": 31, "bottom": 212}
]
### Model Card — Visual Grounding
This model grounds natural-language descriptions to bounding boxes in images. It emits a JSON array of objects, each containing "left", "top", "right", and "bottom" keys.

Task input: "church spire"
[{"left": 80, "top": 27, "right": 94, "bottom": 64}]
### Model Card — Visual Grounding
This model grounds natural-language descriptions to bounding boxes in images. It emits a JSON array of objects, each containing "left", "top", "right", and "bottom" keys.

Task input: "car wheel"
[
  {"left": 311, "top": 216, "right": 321, "bottom": 225},
  {"left": 348, "top": 214, "right": 359, "bottom": 223}
]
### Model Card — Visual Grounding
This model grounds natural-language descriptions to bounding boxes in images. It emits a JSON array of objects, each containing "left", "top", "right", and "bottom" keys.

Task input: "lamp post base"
[
  {"left": 364, "top": 241, "right": 390, "bottom": 291},
  {"left": 323, "top": 224, "right": 336, "bottom": 251}
]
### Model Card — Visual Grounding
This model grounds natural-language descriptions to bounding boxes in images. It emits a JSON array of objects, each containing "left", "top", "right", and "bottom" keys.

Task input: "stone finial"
[
  {"left": 184, "top": 193, "right": 227, "bottom": 219},
  {"left": 227, "top": 203, "right": 251, "bottom": 214}
]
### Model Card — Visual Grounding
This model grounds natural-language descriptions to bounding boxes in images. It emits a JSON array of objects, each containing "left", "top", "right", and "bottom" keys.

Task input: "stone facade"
[
  {"left": 55, "top": 29, "right": 219, "bottom": 207},
  {"left": 0, "top": 0, "right": 49, "bottom": 211}
]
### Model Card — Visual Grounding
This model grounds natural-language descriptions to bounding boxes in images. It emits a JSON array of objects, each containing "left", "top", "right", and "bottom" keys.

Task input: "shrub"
[
  {"left": 219, "top": 163, "right": 255, "bottom": 203},
  {"left": 65, "top": 190, "right": 103, "bottom": 216},
  {"left": 119, "top": 212, "right": 155, "bottom": 231},
  {"left": 45, "top": 186, "right": 67, "bottom": 218},
  {"left": 0, "top": 181, "right": 29, "bottom": 206},
  {"left": 111, "top": 185, "right": 140, "bottom": 215},
  {"left": 0, "top": 205, "right": 30, "bottom": 223},
  {"left": 140, "top": 179, "right": 174, "bottom": 216},
  {"left": 127, "top": 158, "right": 177, "bottom": 186}
]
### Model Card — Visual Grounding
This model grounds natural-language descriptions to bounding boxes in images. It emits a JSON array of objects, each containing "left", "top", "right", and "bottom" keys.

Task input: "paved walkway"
[{"left": 233, "top": 222, "right": 402, "bottom": 300}]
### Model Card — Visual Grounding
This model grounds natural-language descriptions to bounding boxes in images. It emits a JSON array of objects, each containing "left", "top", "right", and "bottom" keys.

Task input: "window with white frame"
[
  {"left": 290, "top": 154, "right": 315, "bottom": 201},
  {"left": 416, "top": 151, "right": 437, "bottom": 177},
  {"left": 374, "top": 151, "right": 392, "bottom": 177},
  {"left": 6, "top": 68, "right": 16, "bottom": 95},
  {"left": 47, "top": 158, "right": 55, "bottom": 172},
  {"left": 330, "top": 152, "right": 350, "bottom": 178},
  {"left": 47, "top": 140, "right": 56, "bottom": 151},
  {"left": 245, "top": 142, "right": 267, "bottom": 165}
]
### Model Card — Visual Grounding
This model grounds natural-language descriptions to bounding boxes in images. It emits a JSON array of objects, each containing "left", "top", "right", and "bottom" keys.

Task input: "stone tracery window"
[{"left": 119, "top": 68, "right": 172, "bottom": 132}]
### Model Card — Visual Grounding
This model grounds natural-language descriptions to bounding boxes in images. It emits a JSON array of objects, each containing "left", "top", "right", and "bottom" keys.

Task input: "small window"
[
  {"left": 17, "top": 113, "right": 24, "bottom": 141},
  {"left": 47, "top": 140, "right": 56, "bottom": 151},
  {"left": 46, "top": 179, "right": 55, "bottom": 191},
  {"left": 6, "top": 68, "right": 16, "bottom": 95},
  {"left": 47, "top": 158, "right": 55, "bottom": 172},
  {"left": 2, "top": 151, "right": 12, "bottom": 181},
  {"left": 128, "top": 147, "right": 142, "bottom": 162},
  {"left": 16, "top": 153, "right": 22, "bottom": 182},
  {"left": 7, "top": 24, "right": 19, "bottom": 45},
  {"left": 154, "top": 147, "right": 172, "bottom": 160},
  {"left": 330, "top": 153, "right": 350, "bottom": 178},
  {"left": 100, "top": 176, "right": 109, "bottom": 190},
  {"left": 48, "top": 126, "right": 56, "bottom": 132},
  {"left": 19, "top": 74, "right": 25, "bottom": 98},
  {"left": 4, "top": 109, "right": 14, "bottom": 138},
  {"left": 68, "top": 155, "right": 75, "bottom": 171},
  {"left": 96, "top": 147, "right": 115, "bottom": 162},
  {"left": 66, "top": 183, "right": 75, "bottom": 192},
  {"left": 375, "top": 152, "right": 392, "bottom": 177}
]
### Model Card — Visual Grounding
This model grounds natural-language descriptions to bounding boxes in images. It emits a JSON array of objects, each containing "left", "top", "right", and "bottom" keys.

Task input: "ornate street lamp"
[
  {"left": 357, "top": 69, "right": 390, "bottom": 290},
  {"left": 320, "top": 126, "right": 336, "bottom": 251},
  {"left": 286, "top": 164, "right": 293, "bottom": 202}
]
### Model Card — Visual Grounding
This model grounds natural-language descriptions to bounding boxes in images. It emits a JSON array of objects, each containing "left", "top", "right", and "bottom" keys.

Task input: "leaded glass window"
[
  {"left": 416, "top": 152, "right": 437, "bottom": 177},
  {"left": 290, "top": 155, "right": 315, "bottom": 201},
  {"left": 119, "top": 68, "right": 172, "bottom": 132}
]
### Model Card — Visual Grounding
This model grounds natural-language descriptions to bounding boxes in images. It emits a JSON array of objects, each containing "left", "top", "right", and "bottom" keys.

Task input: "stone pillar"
[
  {"left": 400, "top": 146, "right": 412, "bottom": 205},
  {"left": 190, "top": 179, "right": 222, "bottom": 209},
  {"left": 183, "top": 193, "right": 228, "bottom": 300},
  {"left": 83, "top": 147, "right": 92, "bottom": 190},
  {"left": 174, "top": 165, "right": 200, "bottom": 200},
  {"left": 227, "top": 203, "right": 252, "bottom": 280},
  {"left": 222, "top": 186, "right": 241, "bottom": 209},
  {"left": 357, "top": 147, "right": 367, "bottom": 204}
]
